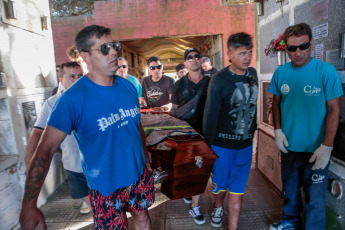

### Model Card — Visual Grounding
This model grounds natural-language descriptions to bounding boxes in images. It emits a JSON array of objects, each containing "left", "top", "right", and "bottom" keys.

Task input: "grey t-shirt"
[{"left": 141, "top": 75, "right": 175, "bottom": 107}]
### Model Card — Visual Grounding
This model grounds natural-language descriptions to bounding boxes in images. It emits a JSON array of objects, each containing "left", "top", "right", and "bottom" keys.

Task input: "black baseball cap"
[{"left": 184, "top": 48, "right": 202, "bottom": 60}]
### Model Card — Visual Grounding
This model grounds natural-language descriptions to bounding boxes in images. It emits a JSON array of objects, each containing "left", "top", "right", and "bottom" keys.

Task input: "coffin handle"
[
  {"left": 195, "top": 156, "right": 203, "bottom": 168},
  {"left": 153, "top": 167, "right": 168, "bottom": 184}
]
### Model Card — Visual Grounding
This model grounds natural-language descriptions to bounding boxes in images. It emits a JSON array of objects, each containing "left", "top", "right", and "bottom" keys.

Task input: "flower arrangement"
[
  {"left": 199, "top": 43, "right": 212, "bottom": 56},
  {"left": 264, "top": 33, "right": 286, "bottom": 56}
]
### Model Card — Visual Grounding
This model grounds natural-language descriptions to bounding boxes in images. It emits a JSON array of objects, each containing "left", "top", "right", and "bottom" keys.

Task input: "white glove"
[
  {"left": 309, "top": 144, "right": 332, "bottom": 170},
  {"left": 274, "top": 129, "right": 289, "bottom": 153}
]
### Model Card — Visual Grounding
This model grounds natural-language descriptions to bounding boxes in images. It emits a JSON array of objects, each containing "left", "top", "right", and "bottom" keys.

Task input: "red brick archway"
[{"left": 52, "top": 0, "right": 255, "bottom": 67}]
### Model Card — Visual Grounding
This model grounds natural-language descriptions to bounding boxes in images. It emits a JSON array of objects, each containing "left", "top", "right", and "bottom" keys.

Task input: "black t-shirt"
[
  {"left": 203, "top": 66, "right": 258, "bottom": 149},
  {"left": 171, "top": 73, "right": 210, "bottom": 133},
  {"left": 141, "top": 75, "right": 175, "bottom": 107},
  {"left": 202, "top": 67, "right": 219, "bottom": 78}
]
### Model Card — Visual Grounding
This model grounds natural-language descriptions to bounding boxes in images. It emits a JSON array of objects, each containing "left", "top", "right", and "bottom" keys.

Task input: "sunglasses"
[
  {"left": 286, "top": 41, "right": 311, "bottom": 52},
  {"left": 248, "top": 75, "right": 255, "bottom": 87},
  {"left": 186, "top": 54, "right": 202, "bottom": 62},
  {"left": 149, "top": 65, "right": 162, "bottom": 70},
  {"left": 88, "top": 41, "right": 121, "bottom": 55},
  {"left": 118, "top": 65, "right": 127, "bottom": 69}
]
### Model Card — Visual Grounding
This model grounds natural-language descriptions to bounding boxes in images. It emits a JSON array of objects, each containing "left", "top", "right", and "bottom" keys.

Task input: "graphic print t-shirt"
[
  {"left": 141, "top": 75, "right": 174, "bottom": 107},
  {"left": 48, "top": 76, "right": 145, "bottom": 196},
  {"left": 203, "top": 67, "right": 258, "bottom": 149}
]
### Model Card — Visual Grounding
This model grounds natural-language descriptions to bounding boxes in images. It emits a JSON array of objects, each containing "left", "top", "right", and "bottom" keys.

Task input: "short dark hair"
[
  {"left": 75, "top": 25, "right": 111, "bottom": 53},
  {"left": 60, "top": 62, "right": 81, "bottom": 78},
  {"left": 227, "top": 32, "right": 253, "bottom": 50},
  {"left": 175, "top": 64, "right": 186, "bottom": 72},
  {"left": 283, "top": 23, "right": 312, "bottom": 44},
  {"left": 147, "top": 56, "right": 161, "bottom": 66}
]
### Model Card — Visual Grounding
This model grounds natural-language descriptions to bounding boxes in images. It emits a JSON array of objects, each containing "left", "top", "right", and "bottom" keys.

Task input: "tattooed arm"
[{"left": 20, "top": 125, "right": 67, "bottom": 230}]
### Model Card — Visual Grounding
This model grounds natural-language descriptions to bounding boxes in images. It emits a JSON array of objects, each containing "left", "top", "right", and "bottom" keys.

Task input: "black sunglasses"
[
  {"left": 149, "top": 65, "right": 162, "bottom": 70},
  {"left": 248, "top": 75, "right": 255, "bottom": 87},
  {"left": 87, "top": 41, "right": 121, "bottom": 55},
  {"left": 186, "top": 54, "right": 202, "bottom": 62},
  {"left": 118, "top": 65, "right": 127, "bottom": 69},
  {"left": 286, "top": 41, "right": 311, "bottom": 52}
]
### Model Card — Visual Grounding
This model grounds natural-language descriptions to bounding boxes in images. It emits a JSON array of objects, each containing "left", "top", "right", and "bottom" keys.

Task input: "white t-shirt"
[{"left": 34, "top": 94, "right": 83, "bottom": 173}]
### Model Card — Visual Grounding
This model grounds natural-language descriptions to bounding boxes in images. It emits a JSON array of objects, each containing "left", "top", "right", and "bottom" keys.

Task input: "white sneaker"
[
  {"left": 189, "top": 206, "right": 206, "bottom": 225},
  {"left": 80, "top": 201, "right": 91, "bottom": 214},
  {"left": 211, "top": 206, "right": 223, "bottom": 228}
]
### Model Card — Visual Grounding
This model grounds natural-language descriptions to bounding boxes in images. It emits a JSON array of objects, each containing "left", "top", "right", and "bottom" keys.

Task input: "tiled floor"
[{"left": 39, "top": 169, "right": 283, "bottom": 230}]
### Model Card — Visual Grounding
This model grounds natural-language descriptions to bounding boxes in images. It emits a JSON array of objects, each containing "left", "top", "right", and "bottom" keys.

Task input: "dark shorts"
[
  {"left": 65, "top": 169, "right": 89, "bottom": 199},
  {"left": 89, "top": 168, "right": 155, "bottom": 230}
]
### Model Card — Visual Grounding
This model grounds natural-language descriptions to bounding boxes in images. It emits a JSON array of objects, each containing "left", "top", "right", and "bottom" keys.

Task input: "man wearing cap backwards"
[
  {"left": 170, "top": 48, "right": 210, "bottom": 225},
  {"left": 20, "top": 25, "right": 154, "bottom": 230},
  {"left": 141, "top": 56, "right": 175, "bottom": 109},
  {"left": 203, "top": 32, "right": 258, "bottom": 230}
]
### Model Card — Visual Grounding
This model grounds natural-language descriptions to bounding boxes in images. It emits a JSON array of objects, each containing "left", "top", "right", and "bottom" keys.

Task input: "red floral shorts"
[{"left": 88, "top": 168, "right": 155, "bottom": 230}]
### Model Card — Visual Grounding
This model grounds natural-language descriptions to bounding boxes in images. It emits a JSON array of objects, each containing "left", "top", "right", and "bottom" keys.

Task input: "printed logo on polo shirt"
[
  {"left": 304, "top": 85, "right": 321, "bottom": 96},
  {"left": 147, "top": 86, "right": 163, "bottom": 102},
  {"left": 280, "top": 84, "right": 290, "bottom": 94}
]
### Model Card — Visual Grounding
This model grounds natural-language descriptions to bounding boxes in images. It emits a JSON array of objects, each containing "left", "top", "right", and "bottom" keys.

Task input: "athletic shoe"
[
  {"left": 189, "top": 206, "right": 206, "bottom": 225},
  {"left": 269, "top": 219, "right": 297, "bottom": 230},
  {"left": 211, "top": 206, "right": 223, "bottom": 228},
  {"left": 80, "top": 201, "right": 91, "bottom": 214},
  {"left": 183, "top": 197, "right": 192, "bottom": 204}
]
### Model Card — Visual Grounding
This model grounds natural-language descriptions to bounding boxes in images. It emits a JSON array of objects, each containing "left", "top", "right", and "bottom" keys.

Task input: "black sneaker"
[
  {"left": 211, "top": 206, "right": 223, "bottom": 228},
  {"left": 183, "top": 197, "right": 192, "bottom": 204},
  {"left": 189, "top": 206, "right": 206, "bottom": 225}
]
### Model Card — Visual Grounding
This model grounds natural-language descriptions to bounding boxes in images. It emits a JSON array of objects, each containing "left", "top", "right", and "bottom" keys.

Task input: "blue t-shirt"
[
  {"left": 268, "top": 58, "right": 343, "bottom": 152},
  {"left": 48, "top": 76, "right": 145, "bottom": 196},
  {"left": 127, "top": 74, "right": 142, "bottom": 99}
]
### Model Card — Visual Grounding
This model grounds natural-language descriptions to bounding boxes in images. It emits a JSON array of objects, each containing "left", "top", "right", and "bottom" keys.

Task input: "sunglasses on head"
[
  {"left": 247, "top": 75, "right": 255, "bottom": 87},
  {"left": 186, "top": 54, "right": 202, "bottom": 62},
  {"left": 286, "top": 41, "right": 311, "bottom": 52},
  {"left": 118, "top": 65, "right": 127, "bottom": 69},
  {"left": 149, "top": 65, "right": 162, "bottom": 70},
  {"left": 87, "top": 41, "right": 121, "bottom": 55}
]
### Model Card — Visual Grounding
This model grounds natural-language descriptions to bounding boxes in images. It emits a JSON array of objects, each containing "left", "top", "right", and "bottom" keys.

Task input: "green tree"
[{"left": 51, "top": 0, "right": 97, "bottom": 18}]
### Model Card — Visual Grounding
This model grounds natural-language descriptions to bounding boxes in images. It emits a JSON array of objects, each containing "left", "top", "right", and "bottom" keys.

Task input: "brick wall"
[{"left": 52, "top": 0, "right": 256, "bottom": 67}]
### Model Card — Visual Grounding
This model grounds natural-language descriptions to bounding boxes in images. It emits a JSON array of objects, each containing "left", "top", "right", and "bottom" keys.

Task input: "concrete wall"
[
  {"left": 52, "top": 0, "right": 256, "bottom": 68},
  {"left": 0, "top": 0, "right": 65, "bottom": 228}
]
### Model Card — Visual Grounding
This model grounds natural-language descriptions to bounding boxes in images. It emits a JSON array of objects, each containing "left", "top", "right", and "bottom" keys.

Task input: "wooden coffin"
[{"left": 141, "top": 112, "right": 218, "bottom": 200}]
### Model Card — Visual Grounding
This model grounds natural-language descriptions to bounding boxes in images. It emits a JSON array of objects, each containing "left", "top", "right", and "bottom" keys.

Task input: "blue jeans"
[{"left": 281, "top": 151, "right": 329, "bottom": 230}]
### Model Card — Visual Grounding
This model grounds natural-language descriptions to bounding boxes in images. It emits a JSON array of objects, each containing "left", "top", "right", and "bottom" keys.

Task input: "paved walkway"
[{"left": 40, "top": 169, "right": 283, "bottom": 230}]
